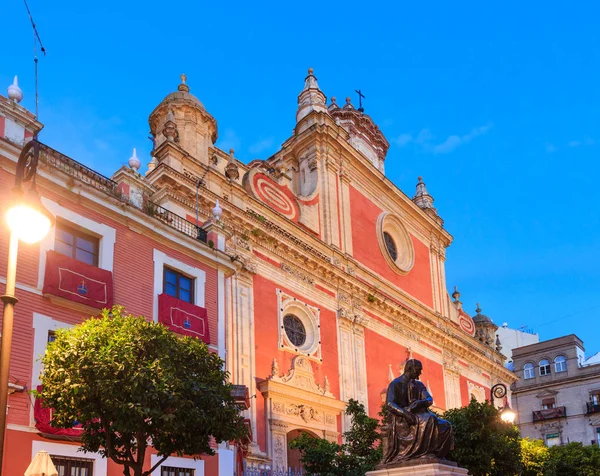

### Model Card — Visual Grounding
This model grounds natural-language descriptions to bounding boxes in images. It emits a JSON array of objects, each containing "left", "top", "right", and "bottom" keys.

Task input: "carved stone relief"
[
  {"left": 280, "top": 262, "right": 315, "bottom": 286},
  {"left": 269, "top": 355, "right": 333, "bottom": 397}
]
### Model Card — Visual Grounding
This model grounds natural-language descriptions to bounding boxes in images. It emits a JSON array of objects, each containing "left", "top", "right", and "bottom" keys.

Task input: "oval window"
[{"left": 283, "top": 314, "right": 306, "bottom": 347}]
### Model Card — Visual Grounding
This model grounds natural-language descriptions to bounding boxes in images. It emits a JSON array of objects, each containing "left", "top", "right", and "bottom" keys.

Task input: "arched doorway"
[{"left": 286, "top": 429, "right": 318, "bottom": 471}]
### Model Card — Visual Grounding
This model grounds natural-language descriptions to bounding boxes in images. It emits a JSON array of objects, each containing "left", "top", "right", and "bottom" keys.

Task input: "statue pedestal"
[{"left": 367, "top": 460, "right": 469, "bottom": 476}]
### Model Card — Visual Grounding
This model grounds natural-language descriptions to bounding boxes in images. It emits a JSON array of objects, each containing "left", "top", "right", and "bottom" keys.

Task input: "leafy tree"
[
  {"left": 39, "top": 306, "right": 247, "bottom": 476},
  {"left": 520, "top": 438, "right": 549, "bottom": 476},
  {"left": 443, "top": 398, "right": 522, "bottom": 476},
  {"left": 544, "top": 442, "right": 600, "bottom": 476},
  {"left": 288, "top": 399, "right": 382, "bottom": 475}
]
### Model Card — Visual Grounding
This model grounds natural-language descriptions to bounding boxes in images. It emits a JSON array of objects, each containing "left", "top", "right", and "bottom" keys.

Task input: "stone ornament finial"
[
  {"left": 162, "top": 110, "right": 180, "bottom": 143},
  {"left": 7, "top": 76, "right": 23, "bottom": 103},
  {"left": 413, "top": 176, "right": 436, "bottom": 212},
  {"left": 128, "top": 148, "right": 141, "bottom": 171},
  {"left": 178, "top": 73, "right": 190, "bottom": 93},
  {"left": 212, "top": 199, "right": 223, "bottom": 221},
  {"left": 225, "top": 149, "right": 240, "bottom": 181},
  {"left": 271, "top": 358, "right": 279, "bottom": 378},
  {"left": 452, "top": 286, "right": 460, "bottom": 302}
]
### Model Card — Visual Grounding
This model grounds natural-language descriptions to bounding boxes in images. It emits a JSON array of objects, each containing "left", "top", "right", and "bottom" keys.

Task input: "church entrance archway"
[{"left": 286, "top": 429, "right": 318, "bottom": 471}]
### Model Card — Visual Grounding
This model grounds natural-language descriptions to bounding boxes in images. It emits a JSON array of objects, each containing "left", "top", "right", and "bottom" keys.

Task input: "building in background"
[
  {"left": 0, "top": 70, "right": 516, "bottom": 475},
  {"left": 511, "top": 335, "right": 600, "bottom": 447},
  {"left": 496, "top": 323, "right": 540, "bottom": 366}
]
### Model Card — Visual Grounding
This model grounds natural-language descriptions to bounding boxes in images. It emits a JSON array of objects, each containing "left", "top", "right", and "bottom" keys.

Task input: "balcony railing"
[
  {"left": 38, "top": 142, "right": 119, "bottom": 196},
  {"left": 34, "top": 140, "right": 208, "bottom": 245},
  {"left": 143, "top": 201, "right": 207, "bottom": 243},
  {"left": 586, "top": 402, "right": 600, "bottom": 414},
  {"left": 533, "top": 406, "right": 567, "bottom": 422}
]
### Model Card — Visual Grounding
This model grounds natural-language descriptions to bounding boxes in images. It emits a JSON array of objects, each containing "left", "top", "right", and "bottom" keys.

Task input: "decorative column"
[
  {"left": 337, "top": 295, "right": 369, "bottom": 432},
  {"left": 226, "top": 259, "right": 264, "bottom": 460},
  {"left": 269, "top": 420, "right": 289, "bottom": 470},
  {"left": 442, "top": 351, "right": 462, "bottom": 409}
]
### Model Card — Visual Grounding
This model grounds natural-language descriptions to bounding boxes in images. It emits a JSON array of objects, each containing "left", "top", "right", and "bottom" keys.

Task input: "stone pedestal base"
[{"left": 367, "top": 461, "right": 469, "bottom": 476}]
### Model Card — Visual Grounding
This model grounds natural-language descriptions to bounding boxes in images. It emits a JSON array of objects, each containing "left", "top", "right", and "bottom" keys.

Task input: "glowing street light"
[
  {"left": 500, "top": 405, "right": 517, "bottom": 424},
  {"left": 491, "top": 382, "right": 516, "bottom": 425},
  {"left": 0, "top": 139, "right": 53, "bottom": 471},
  {"left": 490, "top": 383, "right": 517, "bottom": 425}
]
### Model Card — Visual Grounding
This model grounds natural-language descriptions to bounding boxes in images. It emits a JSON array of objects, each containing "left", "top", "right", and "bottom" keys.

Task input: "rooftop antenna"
[{"left": 24, "top": 0, "right": 46, "bottom": 120}]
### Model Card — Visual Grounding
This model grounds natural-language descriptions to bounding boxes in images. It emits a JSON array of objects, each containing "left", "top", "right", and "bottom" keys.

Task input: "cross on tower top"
[{"left": 355, "top": 89, "right": 365, "bottom": 112}]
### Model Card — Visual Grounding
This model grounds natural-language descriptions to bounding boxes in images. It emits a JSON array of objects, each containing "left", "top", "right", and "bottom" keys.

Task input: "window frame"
[
  {"left": 523, "top": 362, "right": 535, "bottom": 379},
  {"left": 539, "top": 359, "right": 551, "bottom": 376},
  {"left": 541, "top": 397, "right": 556, "bottom": 410},
  {"left": 554, "top": 355, "right": 567, "bottom": 373},
  {"left": 51, "top": 454, "right": 94, "bottom": 475},
  {"left": 276, "top": 289, "right": 321, "bottom": 362},
  {"left": 545, "top": 433, "right": 560, "bottom": 447},
  {"left": 163, "top": 266, "right": 195, "bottom": 304},
  {"left": 32, "top": 440, "right": 107, "bottom": 476},
  {"left": 161, "top": 467, "right": 195, "bottom": 476},
  {"left": 37, "top": 197, "right": 116, "bottom": 289},
  {"left": 150, "top": 455, "right": 203, "bottom": 476},
  {"left": 54, "top": 220, "right": 100, "bottom": 267}
]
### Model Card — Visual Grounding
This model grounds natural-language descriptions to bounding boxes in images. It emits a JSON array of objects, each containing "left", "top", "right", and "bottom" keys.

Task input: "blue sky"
[{"left": 3, "top": 1, "right": 599, "bottom": 355}]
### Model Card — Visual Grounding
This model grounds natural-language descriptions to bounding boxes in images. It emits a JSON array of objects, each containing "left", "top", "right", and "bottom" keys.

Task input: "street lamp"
[
  {"left": 0, "top": 139, "right": 53, "bottom": 472},
  {"left": 491, "top": 382, "right": 516, "bottom": 424}
]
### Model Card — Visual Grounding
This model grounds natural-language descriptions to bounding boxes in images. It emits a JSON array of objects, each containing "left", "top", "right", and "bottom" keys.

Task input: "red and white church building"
[{"left": 0, "top": 71, "right": 514, "bottom": 475}]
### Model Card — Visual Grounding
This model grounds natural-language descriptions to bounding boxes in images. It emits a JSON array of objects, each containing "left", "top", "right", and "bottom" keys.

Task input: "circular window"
[
  {"left": 283, "top": 314, "right": 306, "bottom": 347},
  {"left": 383, "top": 232, "right": 398, "bottom": 261},
  {"left": 377, "top": 212, "right": 415, "bottom": 274}
]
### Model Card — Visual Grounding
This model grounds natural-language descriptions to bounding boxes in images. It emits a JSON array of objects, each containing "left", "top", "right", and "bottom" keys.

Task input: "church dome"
[
  {"left": 472, "top": 304, "right": 493, "bottom": 324},
  {"left": 149, "top": 74, "right": 218, "bottom": 150},
  {"left": 150, "top": 74, "right": 207, "bottom": 116},
  {"left": 158, "top": 89, "right": 205, "bottom": 110}
]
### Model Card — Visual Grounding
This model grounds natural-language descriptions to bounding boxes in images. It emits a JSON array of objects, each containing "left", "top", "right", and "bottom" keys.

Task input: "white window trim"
[
  {"left": 277, "top": 289, "right": 321, "bottom": 362},
  {"left": 32, "top": 313, "right": 74, "bottom": 389},
  {"left": 32, "top": 440, "right": 107, "bottom": 476},
  {"left": 523, "top": 363, "right": 535, "bottom": 380},
  {"left": 554, "top": 356, "right": 567, "bottom": 373},
  {"left": 151, "top": 455, "right": 204, "bottom": 476},
  {"left": 37, "top": 197, "right": 116, "bottom": 289},
  {"left": 153, "top": 249, "right": 206, "bottom": 323}
]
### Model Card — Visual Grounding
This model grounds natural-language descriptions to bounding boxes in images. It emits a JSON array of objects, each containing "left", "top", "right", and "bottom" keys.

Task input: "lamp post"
[
  {"left": 0, "top": 139, "right": 53, "bottom": 473},
  {"left": 491, "top": 382, "right": 516, "bottom": 424}
]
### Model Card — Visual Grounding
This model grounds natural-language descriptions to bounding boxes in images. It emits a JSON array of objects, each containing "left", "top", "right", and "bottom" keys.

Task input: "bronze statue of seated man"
[{"left": 383, "top": 359, "right": 454, "bottom": 464}]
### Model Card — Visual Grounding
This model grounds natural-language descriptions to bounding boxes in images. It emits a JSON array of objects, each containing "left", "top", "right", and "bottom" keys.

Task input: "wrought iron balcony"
[
  {"left": 532, "top": 406, "right": 567, "bottom": 422},
  {"left": 35, "top": 140, "right": 208, "bottom": 244},
  {"left": 586, "top": 402, "right": 600, "bottom": 414}
]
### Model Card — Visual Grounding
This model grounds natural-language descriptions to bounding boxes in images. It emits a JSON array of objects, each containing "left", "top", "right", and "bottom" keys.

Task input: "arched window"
[
  {"left": 523, "top": 363, "right": 535, "bottom": 379},
  {"left": 554, "top": 355, "right": 567, "bottom": 373},
  {"left": 539, "top": 359, "right": 551, "bottom": 376}
]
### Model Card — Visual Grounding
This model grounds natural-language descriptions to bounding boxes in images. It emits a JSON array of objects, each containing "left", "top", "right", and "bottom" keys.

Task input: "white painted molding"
[
  {"left": 32, "top": 313, "right": 74, "bottom": 389},
  {"left": 32, "top": 440, "right": 107, "bottom": 476},
  {"left": 152, "top": 249, "right": 207, "bottom": 322},
  {"left": 151, "top": 454, "right": 204, "bottom": 476},
  {"left": 38, "top": 197, "right": 116, "bottom": 289}
]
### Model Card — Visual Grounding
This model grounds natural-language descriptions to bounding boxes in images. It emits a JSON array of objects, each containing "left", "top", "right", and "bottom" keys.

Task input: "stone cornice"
[{"left": 512, "top": 370, "right": 600, "bottom": 395}]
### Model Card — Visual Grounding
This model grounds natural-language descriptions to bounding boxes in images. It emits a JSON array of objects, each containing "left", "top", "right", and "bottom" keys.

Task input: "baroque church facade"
[
  {"left": 141, "top": 70, "right": 514, "bottom": 469},
  {"left": 0, "top": 70, "right": 514, "bottom": 474}
]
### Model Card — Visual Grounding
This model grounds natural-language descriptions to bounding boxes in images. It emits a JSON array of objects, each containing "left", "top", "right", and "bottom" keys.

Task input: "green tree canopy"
[
  {"left": 443, "top": 398, "right": 522, "bottom": 476},
  {"left": 39, "top": 306, "right": 247, "bottom": 476},
  {"left": 520, "top": 438, "right": 549, "bottom": 476},
  {"left": 544, "top": 442, "right": 600, "bottom": 476},
  {"left": 288, "top": 399, "right": 382, "bottom": 476}
]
